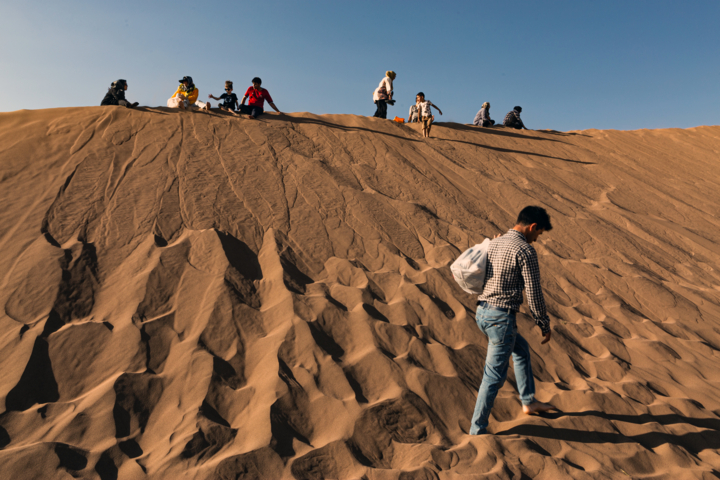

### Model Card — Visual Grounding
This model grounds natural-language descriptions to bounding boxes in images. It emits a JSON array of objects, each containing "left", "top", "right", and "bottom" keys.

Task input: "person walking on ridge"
[
  {"left": 503, "top": 106, "right": 527, "bottom": 130},
  {"left": 470, "top": 206, "right": 556, "bottom": 435},
  {"left": 415, "top": 92, "right": 442, "bottom": 138},
  {"left": 373, "top": 71, "right": 396, "bottom": 119},
  {"left": 101, "top": 79, "right": 139, "bottom": 108},
  {"left": 240, "top": 77, "right": 281, "bottom": 119},
  {"left": 473, "top": 102, "right": 494, "bottom": 127}
]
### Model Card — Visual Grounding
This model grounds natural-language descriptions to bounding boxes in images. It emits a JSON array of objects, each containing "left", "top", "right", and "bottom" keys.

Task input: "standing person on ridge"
[
  {"left": 415, "top": 92, "right": 442, "bottom": 138},
  {"left": 469, "top": 206, "right": 556, "bottom": 435},
  {"left": 240, "top": 77, "right": 281, "bottom": 120},
  {"left": 372, "top": 71, "right": 396, "bottom": 119},
  {"left": 473, "top": 102, "right": 494, "bottom": 127},
  {"left": 168, "top": 76, "right": 209, "bottom": 112},
  {"left": 503, "top": 106, "right": 528, "bottom": 129},
  {"left": 101, "top": 79, "right": 139, "bottom": 108}
]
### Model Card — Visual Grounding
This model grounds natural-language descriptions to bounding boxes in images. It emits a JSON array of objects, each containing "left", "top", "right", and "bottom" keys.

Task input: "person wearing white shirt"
[
  {"left": 372, "top": 71, "right": 395, "bottom": 119},
  {"left": 415, "top": 92, "right": 442, "bottom": 138}
]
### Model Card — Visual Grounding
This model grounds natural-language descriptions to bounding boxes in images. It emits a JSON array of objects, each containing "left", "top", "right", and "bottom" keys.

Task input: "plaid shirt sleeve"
[{"left": 518, "top": 247, "right": 551, "bottom": 334}]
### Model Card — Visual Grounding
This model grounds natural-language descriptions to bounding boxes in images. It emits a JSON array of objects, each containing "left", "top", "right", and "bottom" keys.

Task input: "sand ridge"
[{"left": 0, "top": 107, "right": 719, "bottom": 479}]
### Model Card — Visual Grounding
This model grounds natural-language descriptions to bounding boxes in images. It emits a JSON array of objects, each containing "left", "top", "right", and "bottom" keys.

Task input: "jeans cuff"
[{"left": 520, "top": 396, "right": 535, "bottom": 406}]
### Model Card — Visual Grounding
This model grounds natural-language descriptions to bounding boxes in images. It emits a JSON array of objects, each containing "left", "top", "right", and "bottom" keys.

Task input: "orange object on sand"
[{"left": 393, "top": 116, "right": 405, "bottom": 123}]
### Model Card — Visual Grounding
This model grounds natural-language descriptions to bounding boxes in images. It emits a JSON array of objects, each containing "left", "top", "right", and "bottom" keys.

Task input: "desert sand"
[{"left": 0, "top": 106, "right": 719, "bottom": 479}]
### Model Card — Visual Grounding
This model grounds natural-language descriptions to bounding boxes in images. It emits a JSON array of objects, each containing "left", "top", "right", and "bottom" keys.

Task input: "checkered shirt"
[
  {"left": 503, "top": 110, "right": 525, "bottom": 128},
  {"left": 478, "top": 229, "right": 551, "bottom": 334}
]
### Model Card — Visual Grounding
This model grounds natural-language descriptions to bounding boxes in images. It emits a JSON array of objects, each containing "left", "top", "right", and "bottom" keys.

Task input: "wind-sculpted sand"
[{"left": 1, "top": 106, "right": 719, "bottom": 479}]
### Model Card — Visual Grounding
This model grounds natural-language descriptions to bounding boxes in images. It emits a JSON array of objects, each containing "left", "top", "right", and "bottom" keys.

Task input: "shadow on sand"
[
  {"left": 268, "top": 116, "right": 597, "bottom": 165},
  {"left": 496, "top": 410, "right": 720, "bottom": 452},
  {"left": 435, "top": 123, "right": 569, "bottom": 143}
]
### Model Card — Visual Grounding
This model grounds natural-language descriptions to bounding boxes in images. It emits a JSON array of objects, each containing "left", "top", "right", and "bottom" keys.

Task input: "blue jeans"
[{"left": 469, "top": 303, "right": 535, "bottom": 434}]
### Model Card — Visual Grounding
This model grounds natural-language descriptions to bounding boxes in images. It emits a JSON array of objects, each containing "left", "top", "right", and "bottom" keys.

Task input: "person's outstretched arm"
[
  {"left": 208, "top": 94, "right": 221, "bottom": 100},
  {"left": 240, "top": 95, "right": 248, "bottom": 105},
  {"left": 431, "top": 103, "right": 443, "bottom": 116},
  {"left": 268, "top": 102, "right": 281, "bottom": 113}
]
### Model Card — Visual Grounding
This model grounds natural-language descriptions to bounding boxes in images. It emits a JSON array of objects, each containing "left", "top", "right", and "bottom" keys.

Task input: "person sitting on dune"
[
  {"left": 469, "top": 206, "right": 557, "bottom": 435},
  {"left": 408, "top": 102, "right": 419, "bottom": 123},
  {"left": 209, "top": 80, "right": 239, "bottom": 116},
  {"left": 168, "top": 76, "right": 209, "bottom": 112},
  {"left": 101, "top": 79, "right": 138, "bottom": 108},
  {"left": 503, "top": 106, "right": 527, "bottom": 130},
  {"left": 473, "top": 102, "right": 494, "bottom": 127},
  {"left": 239, "top": 77, "right": 281, "bottom": 120}
]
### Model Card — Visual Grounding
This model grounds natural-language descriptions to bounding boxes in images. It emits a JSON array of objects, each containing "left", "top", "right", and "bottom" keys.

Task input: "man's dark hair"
[
  {"left": 417, "top": 92, "right": 424, "bottom": 97},
  {"left": 514, "top": 106, "right": 522, "bottom": 112},
  {"left": 252, "top": 77, "right": 262, "bottom": 85},
  {"left": 517, "top": 206, "right": 552, "bottom": 230}
]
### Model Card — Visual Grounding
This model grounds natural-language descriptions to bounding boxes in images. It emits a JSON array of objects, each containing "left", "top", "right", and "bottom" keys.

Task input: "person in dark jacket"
[
  {"left": 101, "top": 79, "right": 138, "bottom": 108},
  {"left": 503, "top": 106, "right": 527, "bottom": 130}
]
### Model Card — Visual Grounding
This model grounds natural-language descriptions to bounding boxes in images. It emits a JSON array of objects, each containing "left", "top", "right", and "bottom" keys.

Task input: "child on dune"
[
  {"left": 415, "top": 92, "right": 442, "bottom": 138},
  {"left": 209, "top": 81, "right": 239, "bottom": 115}
]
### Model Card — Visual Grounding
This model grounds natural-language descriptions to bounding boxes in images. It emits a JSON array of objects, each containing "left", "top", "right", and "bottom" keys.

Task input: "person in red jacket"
[{"left": 240, "top": 77, "right": 281, "bottom": 119}]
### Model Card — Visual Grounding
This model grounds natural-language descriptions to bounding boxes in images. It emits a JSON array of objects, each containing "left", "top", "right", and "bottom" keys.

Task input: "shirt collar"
[{"left": 506, "top": 229, "right": 527, "bottom": 242}]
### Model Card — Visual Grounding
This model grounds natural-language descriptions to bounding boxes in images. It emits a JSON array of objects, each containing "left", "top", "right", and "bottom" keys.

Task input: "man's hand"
[{"left": 541, "top": 330, "right": 551, "bottom": 345}]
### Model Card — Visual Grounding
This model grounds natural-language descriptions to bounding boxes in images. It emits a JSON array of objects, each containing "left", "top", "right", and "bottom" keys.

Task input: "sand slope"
[{"left": 1, "top": 107, "right": 719, "bottom": 479}]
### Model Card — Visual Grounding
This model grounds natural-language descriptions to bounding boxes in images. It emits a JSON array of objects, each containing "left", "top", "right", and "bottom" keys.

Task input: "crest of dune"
[{"left": 1, "top": 107, "right": 719, "bottom": 479}]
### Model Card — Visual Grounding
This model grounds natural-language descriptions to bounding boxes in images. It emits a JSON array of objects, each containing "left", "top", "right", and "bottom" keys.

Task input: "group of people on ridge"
[
  {"left": 372, "top": 71, "right": 442, "bottom": 137},
  {"left": 473, "top": 103, "right": 528, "bottom": 130},
  {"left": 371, "top": 70, "right": 529, "bottom": 137},
  {"left": 102, "top": 70, "right": 529, "bottom": 130},
  {"left": 101, "top": 76, "right": 281, "bottom": 119}
]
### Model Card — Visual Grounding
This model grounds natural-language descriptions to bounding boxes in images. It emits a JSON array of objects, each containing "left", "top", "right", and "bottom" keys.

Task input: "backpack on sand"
[{"left": 450, "top": 238, "right": 491, "bottom": 294}]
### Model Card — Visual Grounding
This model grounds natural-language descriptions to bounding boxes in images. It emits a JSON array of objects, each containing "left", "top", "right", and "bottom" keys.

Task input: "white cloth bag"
[{"left": 450, "top": 238, "right": 491, "bottom": 294}]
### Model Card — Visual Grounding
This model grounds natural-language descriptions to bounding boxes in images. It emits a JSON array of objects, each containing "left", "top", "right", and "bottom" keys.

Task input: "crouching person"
[
  {"left": 168, "top": 76, "right": 209, "bottom": 112},
  {"left": 473, "top": 102, "right": 494, "bottom": 127},
  {"left": 101, "top": 79, "right": 138, "bottom": 108},
  {"left": 503, "top": 106, "right": 528, "bottom": 130}
]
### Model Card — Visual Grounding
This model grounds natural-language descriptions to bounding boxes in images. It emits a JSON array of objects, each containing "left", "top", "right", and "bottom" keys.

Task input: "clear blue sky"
[{"left": 2, "top": 0, "right": 718, "bottom": 131}]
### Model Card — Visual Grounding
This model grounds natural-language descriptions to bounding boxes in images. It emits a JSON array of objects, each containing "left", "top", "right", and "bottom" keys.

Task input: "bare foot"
[
  {"left": 247, "top": 115, "right": 257, "bottom": 120},
  {"left": 523, "top": 401, "right": 557, "bottom": 415}
]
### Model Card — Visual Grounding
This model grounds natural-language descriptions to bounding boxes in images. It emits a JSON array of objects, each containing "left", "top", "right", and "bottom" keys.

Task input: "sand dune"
[{"left": 0, "top": 106, "right": 719, "bottom": 479}]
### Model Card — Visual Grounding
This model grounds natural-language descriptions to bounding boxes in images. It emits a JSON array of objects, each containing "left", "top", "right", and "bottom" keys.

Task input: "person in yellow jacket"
[{"left": 167, "top": 76, "right": 209, "bottom": 112}]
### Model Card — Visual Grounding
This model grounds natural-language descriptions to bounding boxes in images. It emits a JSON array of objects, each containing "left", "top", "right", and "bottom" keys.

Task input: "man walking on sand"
[{"left": 470, "top": 206, "right": 556, "bottom": 435}]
